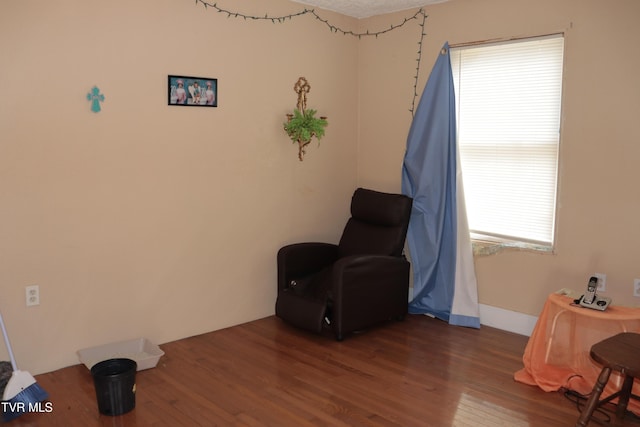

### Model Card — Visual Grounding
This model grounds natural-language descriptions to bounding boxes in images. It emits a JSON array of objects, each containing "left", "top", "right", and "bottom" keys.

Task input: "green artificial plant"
[{"left": 284, "top": 108, "right": 328, "bottom": 161}]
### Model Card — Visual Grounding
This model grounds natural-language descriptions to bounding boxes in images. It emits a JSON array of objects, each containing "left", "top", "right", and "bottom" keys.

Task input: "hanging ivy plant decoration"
[
  {"left": 284, "top": 108, "right": 328, "bottom": 159},
  {"left": 283, "top": 77, "right": 328, "bottom": 161}
]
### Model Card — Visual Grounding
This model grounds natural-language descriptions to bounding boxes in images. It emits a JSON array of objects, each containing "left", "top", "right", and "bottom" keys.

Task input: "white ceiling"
[{"left": 290, "top": 0, "right": 448, "bottom": 19}]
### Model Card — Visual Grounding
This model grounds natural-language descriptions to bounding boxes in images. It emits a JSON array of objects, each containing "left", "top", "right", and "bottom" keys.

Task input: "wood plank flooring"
[{"left": 9, "top": 314, "right": 639, "bottom": 426}]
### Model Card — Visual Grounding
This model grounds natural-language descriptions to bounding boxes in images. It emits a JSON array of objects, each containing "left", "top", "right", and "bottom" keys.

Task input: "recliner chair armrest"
[
  {"left": 331, "top": 255, "right": 409, "bottom": 291},
  {"left": 331, "top": 255, "right": 410, "bottom": 306},
  {"left": 330, "top": 255, "right": 410, "bottom": 338},
  {"left": 277, "top": 243, "right": 339, "bottom": 291}
]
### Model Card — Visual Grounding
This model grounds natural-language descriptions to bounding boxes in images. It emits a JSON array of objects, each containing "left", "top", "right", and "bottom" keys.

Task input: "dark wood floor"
[{"left": 9, "top": 315, "right": 639, "bottom": 426}]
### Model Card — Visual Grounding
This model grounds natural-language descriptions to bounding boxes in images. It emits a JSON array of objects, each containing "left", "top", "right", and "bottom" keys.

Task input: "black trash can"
[{"left": 90, "top": 358, "right": 137, "bottom": 416}]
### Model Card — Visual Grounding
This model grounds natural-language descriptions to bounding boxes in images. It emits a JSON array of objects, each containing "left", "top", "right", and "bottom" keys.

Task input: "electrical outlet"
[
  {"left": 594, "top": 273, "right": 606, "bottom": 292},
  {"left": 26, "top": 285, "right": 39, "bottom": 306},
  {"left": 634, "top": 279, "right": 640, "bottom": 297}
]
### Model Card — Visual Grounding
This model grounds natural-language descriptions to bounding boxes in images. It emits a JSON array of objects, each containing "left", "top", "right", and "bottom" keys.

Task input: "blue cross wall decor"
[{"left": 87, "top": 86, "right": 105, "bottom": 113}]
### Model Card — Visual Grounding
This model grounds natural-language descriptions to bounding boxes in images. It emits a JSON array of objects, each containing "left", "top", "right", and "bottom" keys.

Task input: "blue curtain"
[{"left": 401, "top": 43, "right": 480, "bottom": 328}]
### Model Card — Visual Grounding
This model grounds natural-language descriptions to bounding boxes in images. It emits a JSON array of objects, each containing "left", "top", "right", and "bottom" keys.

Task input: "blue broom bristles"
[
  {"left": 0, "top": 311, "right": 49, "bottom": 421},
  {"left": 2, "top": 381, "right": 48, "bottom": 422}
]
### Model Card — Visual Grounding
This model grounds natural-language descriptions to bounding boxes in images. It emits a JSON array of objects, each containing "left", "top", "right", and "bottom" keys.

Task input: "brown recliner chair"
[{"left": 276, "top": 188, "right": 413, "bottom": 341}]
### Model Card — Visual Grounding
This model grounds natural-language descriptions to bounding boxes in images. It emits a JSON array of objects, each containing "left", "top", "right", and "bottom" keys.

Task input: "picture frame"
[{"left": 168, "top": 75, "right": 217, "bottom": 107}]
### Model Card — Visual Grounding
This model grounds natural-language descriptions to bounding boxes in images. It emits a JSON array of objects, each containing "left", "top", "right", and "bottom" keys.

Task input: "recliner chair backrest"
[{"left": 338, "top": 188, "right": 413, "bottom": 258}]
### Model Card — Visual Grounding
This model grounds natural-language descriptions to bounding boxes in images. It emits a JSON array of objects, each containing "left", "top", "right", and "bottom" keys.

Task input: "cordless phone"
[
  {"left": 579, "top": 276, "right": 611, "bottom": 311},
  {"left": 582, "top": 276, "right": 598, "bottom": 305}
]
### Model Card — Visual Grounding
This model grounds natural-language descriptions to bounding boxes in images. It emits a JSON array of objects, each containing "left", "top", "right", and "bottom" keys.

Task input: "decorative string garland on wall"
[{"left": 194, "top": 0, "right": 428, "bottom": 116}]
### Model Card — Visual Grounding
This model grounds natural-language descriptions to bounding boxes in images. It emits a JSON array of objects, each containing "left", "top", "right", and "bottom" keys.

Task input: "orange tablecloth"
[{"left": 514, "top": 293, "right": 640, "bottom": 414}]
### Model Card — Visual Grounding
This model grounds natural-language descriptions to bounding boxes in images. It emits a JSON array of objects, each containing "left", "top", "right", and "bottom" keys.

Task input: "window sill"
[{"left": 472, "top": 238, "right": 553, "bottom": 257}]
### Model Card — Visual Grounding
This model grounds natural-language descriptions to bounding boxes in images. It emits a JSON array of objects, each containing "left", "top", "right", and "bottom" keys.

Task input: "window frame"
[{"left": 450, "top": 34, "right": 565, "bottom": 253}]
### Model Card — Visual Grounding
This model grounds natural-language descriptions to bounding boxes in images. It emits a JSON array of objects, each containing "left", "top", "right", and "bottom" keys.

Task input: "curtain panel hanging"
[{"left": 401, "top": 43, "right": 480, "bottom": 328}]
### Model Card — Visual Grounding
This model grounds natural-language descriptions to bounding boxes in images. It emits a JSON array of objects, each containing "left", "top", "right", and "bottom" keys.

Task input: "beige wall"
[
  {"left": 359, "top": 0, "right": 640, "bottom": 315},
  {"left": 2, "top": 0, "right": 639, "bottom": 375},
  {"left": 0, "top": 0, "right": 358, "bottom": 374}
]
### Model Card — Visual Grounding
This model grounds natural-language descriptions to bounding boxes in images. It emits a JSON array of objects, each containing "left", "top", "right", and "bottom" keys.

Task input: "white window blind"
[{"left": 450, "top": 35, "right": 564, "bottom": 246}]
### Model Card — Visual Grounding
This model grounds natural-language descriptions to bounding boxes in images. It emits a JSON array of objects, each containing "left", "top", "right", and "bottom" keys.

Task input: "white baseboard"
[
  {"left": 479, "top": 303, "right": 538, "bottom": 337},
  {"left": 408, "top": 289, "right": 538, "bottom": 336}
]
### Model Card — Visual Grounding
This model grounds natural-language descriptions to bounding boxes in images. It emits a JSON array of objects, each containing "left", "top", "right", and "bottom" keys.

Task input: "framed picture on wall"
[{"left": 168, "top": 75, "right": 217, "bottom": 107}]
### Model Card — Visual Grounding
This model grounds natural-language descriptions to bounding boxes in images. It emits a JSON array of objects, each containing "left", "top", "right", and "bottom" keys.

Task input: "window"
[{"left": 450, "top": 35, "right": 564, "bottom": 248}]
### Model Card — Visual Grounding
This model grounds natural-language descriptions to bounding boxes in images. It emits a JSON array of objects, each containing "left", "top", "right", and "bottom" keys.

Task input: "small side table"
[
  {"left": 515, "top": 293, "right": 640, "bottom": 416},
  {"left": 576, "top": 332, "right": 640, "bottom": 426}
]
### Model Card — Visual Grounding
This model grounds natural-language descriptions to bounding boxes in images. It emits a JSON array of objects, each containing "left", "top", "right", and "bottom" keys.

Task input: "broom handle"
[{"left": 0, "top": 312, "right": 18, "bottom": 371}]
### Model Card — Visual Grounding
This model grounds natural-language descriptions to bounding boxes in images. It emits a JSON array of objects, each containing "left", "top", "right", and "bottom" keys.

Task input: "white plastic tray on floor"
[{"left": 77, "top": 337, "right": 164, "bottom": 371}]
